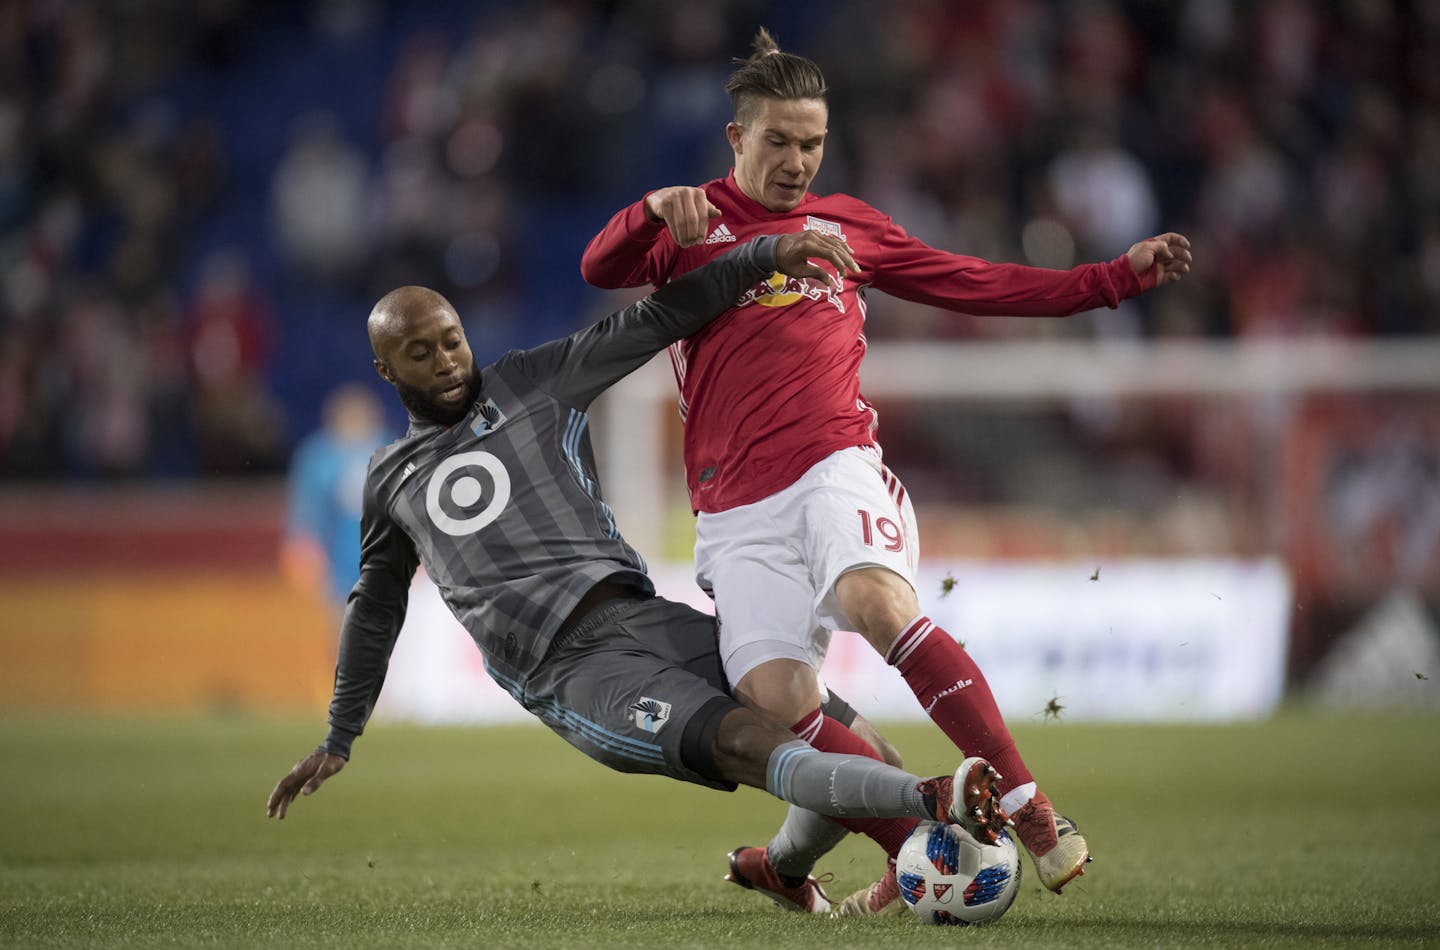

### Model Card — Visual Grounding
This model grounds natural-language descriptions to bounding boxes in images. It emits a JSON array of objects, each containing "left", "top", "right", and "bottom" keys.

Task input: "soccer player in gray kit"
[{"left": 266, "top": 233, "right": 1007, "bottom": 909}]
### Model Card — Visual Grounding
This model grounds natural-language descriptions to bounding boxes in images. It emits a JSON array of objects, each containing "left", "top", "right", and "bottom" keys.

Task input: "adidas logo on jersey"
[{"left": 705, "top": 223, "right": 737, "bottom": 245}]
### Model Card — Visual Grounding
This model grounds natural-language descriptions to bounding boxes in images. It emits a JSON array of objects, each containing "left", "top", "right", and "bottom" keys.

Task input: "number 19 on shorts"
[{"left": 858, "top": 509, "right": 904, "bottom": 552}]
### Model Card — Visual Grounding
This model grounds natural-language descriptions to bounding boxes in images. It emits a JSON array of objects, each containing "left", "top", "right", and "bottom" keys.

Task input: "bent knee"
[
  {"left": 834, "top": 567, "right": 919, "bottom": 649},
  {"left": 733, "top": 658, "right": 822, "bottom": 727}
]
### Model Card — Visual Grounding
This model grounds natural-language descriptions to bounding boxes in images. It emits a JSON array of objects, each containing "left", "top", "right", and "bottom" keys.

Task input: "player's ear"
[
  {"left": 373, "top": 359, "right": 394, "bottom": 384},
  {"left": 726, "top": 121, "right": 744, "bottom": 153}
]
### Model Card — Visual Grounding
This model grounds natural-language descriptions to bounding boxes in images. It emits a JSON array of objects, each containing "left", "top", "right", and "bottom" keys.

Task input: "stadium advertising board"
[{"left": 376, "top": 559, "right": 1290, "bottom": 724}]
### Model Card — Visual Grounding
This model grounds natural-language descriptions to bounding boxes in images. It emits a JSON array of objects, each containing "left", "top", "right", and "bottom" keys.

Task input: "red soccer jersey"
[{"left": 581, "top": 171, "right": 1151, "bottom": 514}]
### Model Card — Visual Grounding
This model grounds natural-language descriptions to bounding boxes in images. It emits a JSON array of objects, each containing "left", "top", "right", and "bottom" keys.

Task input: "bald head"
[
  {"left": 368, "top": 285, "right": 479, "bottom": 425},
  {"left": 368, "top": 285, "right": 458, "bottom": 359}
]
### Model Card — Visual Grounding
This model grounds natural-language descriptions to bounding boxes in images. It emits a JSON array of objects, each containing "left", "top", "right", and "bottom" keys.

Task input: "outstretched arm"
[
  {"left": 264, "top": 473, "right": 418, "bottom": 820},
  {"left": 869, "top": 218, "right": 1193, "bottom": 315},
  {"left": 633, "top": 228, "right": 855, "bottom": 339},
  {"left": 534, "top": 230, "right": 858, "bottom": 406}
]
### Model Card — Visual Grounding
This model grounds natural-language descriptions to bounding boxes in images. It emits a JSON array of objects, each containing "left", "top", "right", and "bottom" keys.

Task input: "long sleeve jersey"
[
  {"left": 581, "top": 171, "right": 1155, "bottom": 514},
  {"left": 321, "top": 235, "right": 783, "bottom": 757}
]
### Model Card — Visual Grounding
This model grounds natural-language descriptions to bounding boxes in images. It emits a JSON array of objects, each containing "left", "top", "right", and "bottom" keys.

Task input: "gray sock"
[
  {"left": 766, "top": 807, "right": 849, "bottom": 879},
  {"left": 765, "top": 739, "right": 929, "bottom": 819}
]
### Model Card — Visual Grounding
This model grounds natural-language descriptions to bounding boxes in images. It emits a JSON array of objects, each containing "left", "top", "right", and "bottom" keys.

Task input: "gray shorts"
[{"left": 515, "top": 594, "right": 742, "bottom": 791}]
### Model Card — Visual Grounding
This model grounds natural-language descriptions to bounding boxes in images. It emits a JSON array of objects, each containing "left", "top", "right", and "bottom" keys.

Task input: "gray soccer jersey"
[{"left": 321, "top": 235, "right": 782, "bottom": 756}]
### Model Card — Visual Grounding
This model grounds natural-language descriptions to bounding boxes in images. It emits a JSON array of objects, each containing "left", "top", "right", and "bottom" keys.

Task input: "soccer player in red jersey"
[{"left": 582, "top": 28, "right": 1191, "bottom": 913}]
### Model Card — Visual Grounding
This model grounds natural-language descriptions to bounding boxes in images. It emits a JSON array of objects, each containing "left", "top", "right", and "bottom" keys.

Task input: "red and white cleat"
[{"left": 724, "top": 846, "right": 833, "bottom": 914}]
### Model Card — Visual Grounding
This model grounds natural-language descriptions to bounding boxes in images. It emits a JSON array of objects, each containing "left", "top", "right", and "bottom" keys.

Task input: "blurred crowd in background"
[{"left": 0, "top": 0, "right": 1436, "bottom": 602}]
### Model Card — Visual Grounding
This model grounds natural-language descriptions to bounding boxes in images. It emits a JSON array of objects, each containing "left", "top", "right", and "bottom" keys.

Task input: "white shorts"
[{"left": 693, "top": 445, "right": 919, "bottom": 687}]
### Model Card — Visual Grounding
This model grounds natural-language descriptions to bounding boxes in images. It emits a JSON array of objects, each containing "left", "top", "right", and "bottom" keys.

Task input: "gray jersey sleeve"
[
  {"left": 514, "top": 234, "right": 781, "bottom": 407},
  {"left": 320, "top": 466, "right": 420, "bottom": 758}
]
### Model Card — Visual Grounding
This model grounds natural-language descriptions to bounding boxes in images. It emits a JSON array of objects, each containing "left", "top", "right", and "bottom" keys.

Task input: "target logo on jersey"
[{"left": 425, "top": 450, "right": 512, "bottom": 536}]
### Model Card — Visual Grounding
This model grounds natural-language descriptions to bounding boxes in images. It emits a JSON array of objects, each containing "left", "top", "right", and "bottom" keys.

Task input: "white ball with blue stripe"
[{"left": 895, "top": 820, "right": 1022, "bottom": 926}]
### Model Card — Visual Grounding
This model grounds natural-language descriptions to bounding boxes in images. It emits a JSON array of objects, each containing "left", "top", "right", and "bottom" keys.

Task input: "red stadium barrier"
[{"left": 0, "top": 484, "right": 334, "bottom": 711}]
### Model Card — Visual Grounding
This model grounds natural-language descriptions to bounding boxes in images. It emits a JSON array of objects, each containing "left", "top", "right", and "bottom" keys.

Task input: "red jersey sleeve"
[
  {"left": 867, "top": 215, "right": 1147, "bottom": 316},
  {"left": 580, "top": 194, "right": 679, "bottom": 289}
]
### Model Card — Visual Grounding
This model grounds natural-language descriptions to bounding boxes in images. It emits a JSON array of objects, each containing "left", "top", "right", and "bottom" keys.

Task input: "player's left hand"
[
  {"left": 266, "top": 749, "right": 346, "bottom": 819},
  {"left": 1127, "top": 232, "right": 1192, "bottom": 286},
  {"left": 775, "top": 231, "right": 859, "bottom": 292}
]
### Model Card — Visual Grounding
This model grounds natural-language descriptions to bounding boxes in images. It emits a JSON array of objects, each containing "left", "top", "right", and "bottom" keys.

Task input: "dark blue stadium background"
[{"left": 3, "top": 1, "right": 1435, "bottom": 479}]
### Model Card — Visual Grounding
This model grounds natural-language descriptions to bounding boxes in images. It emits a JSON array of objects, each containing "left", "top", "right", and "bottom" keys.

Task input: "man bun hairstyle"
[{"left": 724, "top": 27, "right": 828, "bottom": 124}]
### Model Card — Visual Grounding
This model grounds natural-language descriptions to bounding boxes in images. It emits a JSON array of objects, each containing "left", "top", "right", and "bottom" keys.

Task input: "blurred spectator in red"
[{"left": 185, "top": 249, "right": 286, "bottom": 474}]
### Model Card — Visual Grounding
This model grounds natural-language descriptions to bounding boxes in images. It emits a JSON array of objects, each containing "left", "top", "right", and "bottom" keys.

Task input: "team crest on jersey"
[
  {"left": 471, "top": 398, "right": 507, "bottom": 436},
  {"left": 630, "top": 697, "right": 672, "bottom": 734},
  {"left": 804, "top": 216, "right": 845, "bottom": 241}
]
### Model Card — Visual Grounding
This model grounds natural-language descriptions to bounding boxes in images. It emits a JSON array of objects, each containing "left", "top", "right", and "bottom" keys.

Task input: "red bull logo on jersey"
[{"left": 735, "top": 271, "right": 846, "bottom": 312}]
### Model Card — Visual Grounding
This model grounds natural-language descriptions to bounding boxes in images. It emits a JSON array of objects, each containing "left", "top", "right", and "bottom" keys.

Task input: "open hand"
[
  {"left": 1127, "top": 233, "right": 1192, "bottom": 286},
  {"left": 645, "top": 186, "right": 722, "bottom": 247},
  {"left": 775, "top": 230, "right": 859, "bottom": 292},
  {"left": 266, "top": 749, "right": 346, "bottom": 819}
]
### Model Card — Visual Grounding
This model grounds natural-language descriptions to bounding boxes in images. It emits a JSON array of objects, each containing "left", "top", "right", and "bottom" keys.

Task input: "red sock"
[
  {"left": 887, "top": 616, "right": 1034, "bottom": 793},
  {"left": 791, "top": 709, "right": 917, "bottom": 858}
]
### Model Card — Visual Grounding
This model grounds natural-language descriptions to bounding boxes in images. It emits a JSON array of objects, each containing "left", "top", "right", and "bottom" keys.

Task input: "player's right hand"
[
  {"left": 644, "top": 186, "right": 722, "bottom": 247},
  {"left": 266, "top": 749, "right": 346, "bottom": 819}
]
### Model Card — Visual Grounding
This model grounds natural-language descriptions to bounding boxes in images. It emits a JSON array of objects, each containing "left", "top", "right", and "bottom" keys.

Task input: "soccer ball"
[{"left": 895, "top": 820, "right": 1022, "bottom": 926}]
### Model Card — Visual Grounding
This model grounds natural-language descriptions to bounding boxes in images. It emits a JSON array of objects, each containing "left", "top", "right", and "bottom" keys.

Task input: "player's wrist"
[
  {"left": 635, "top": 193, "right": 670, "bottom": 232},
  {"left": 1113, "top": 253, "right": 1151, "bottom": 297},
  {"left": 319, "top": 727, "right": 356, "bottom": 760},
  {"left": 749, "top": 234, "right": 781, "bottom": 273}
]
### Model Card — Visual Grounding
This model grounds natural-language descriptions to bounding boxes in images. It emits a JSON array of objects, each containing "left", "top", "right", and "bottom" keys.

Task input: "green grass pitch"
[{"left": 2, "top": 711, "right": 1437, "bottom": 948}]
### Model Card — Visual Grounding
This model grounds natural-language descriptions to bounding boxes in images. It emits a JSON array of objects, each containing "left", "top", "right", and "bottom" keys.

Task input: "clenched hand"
[{"left": 1127, "top": 233, "right": 1192, "bottom": 286}]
